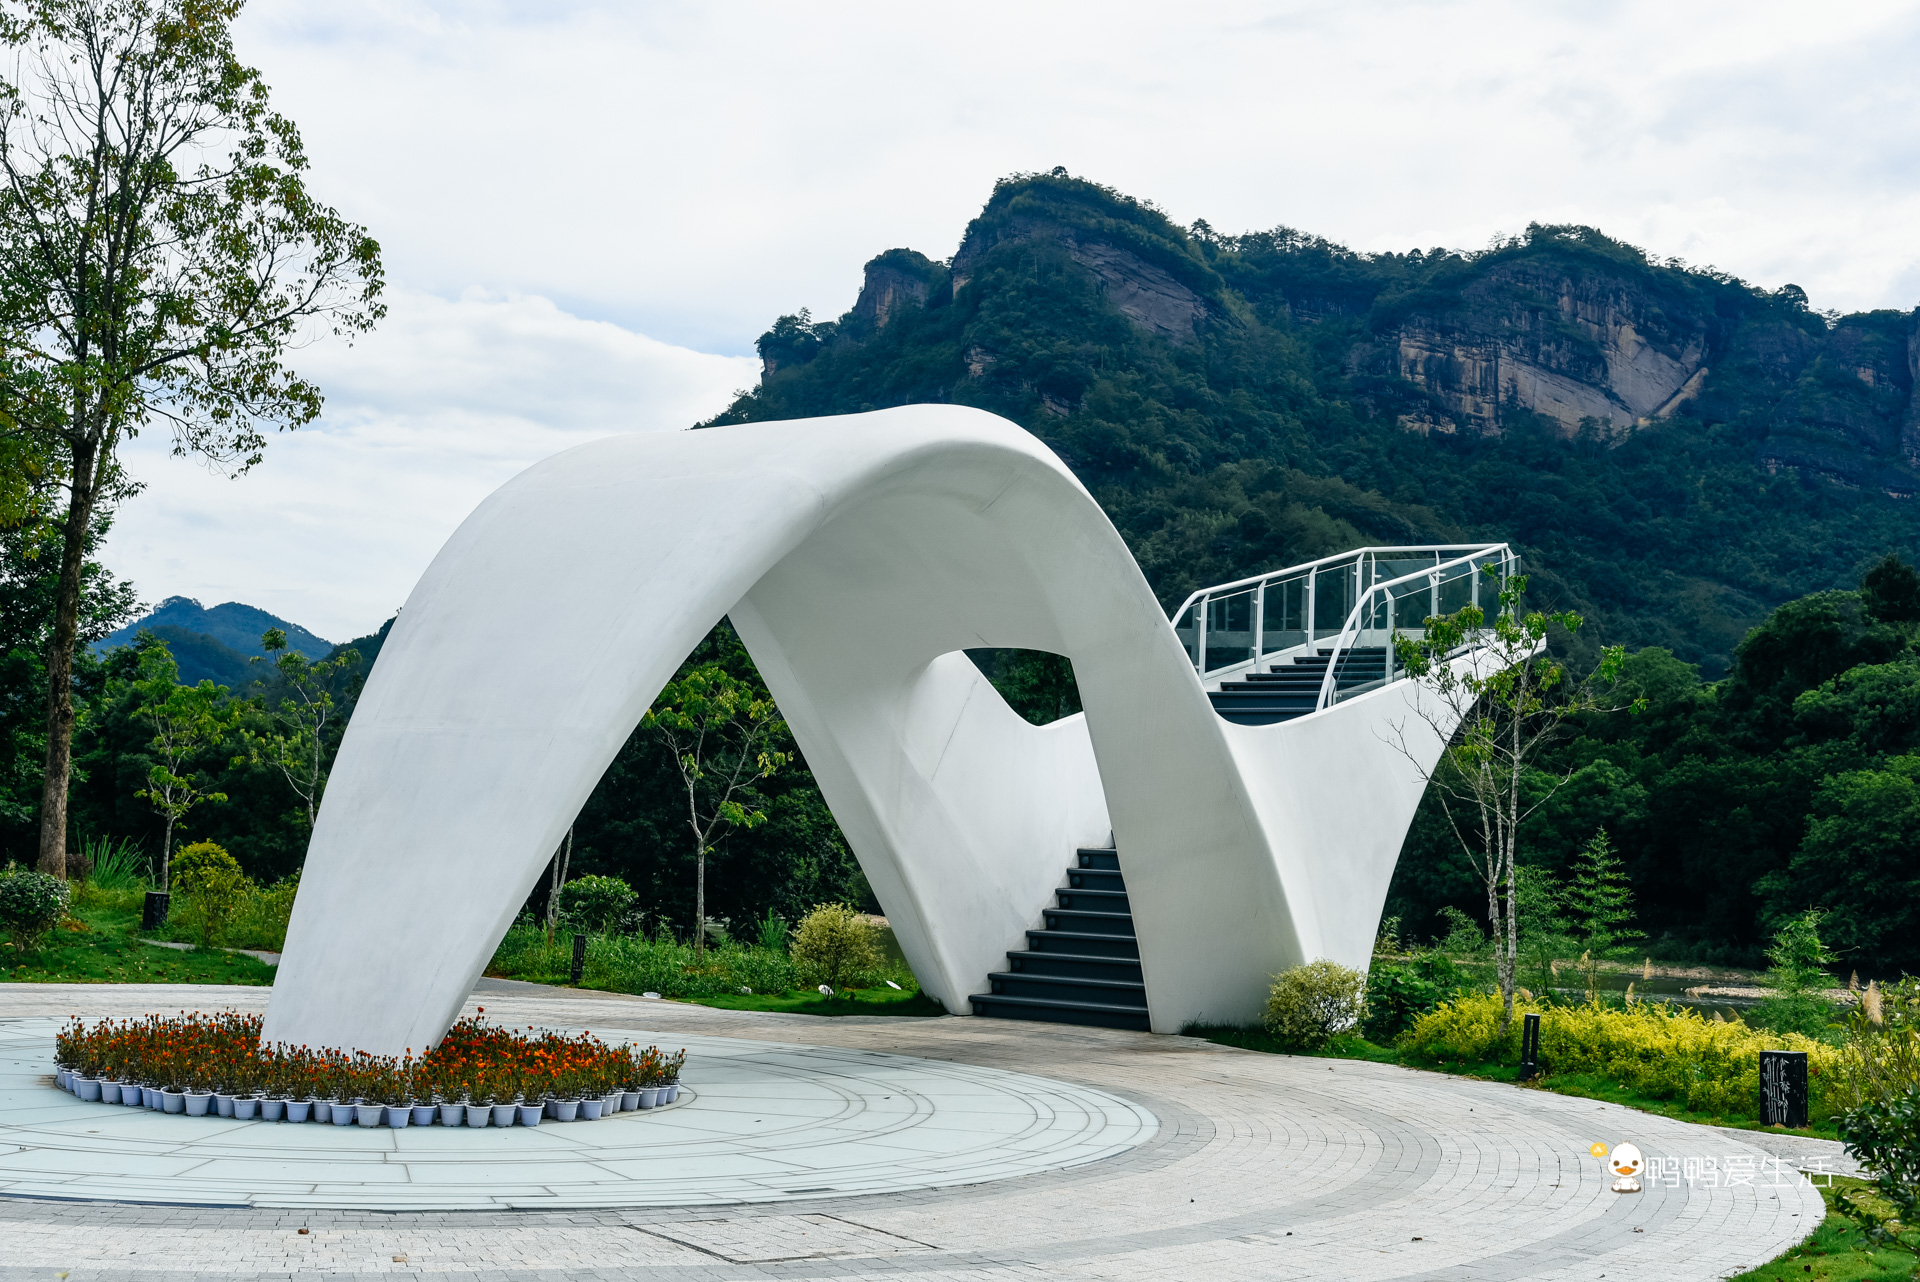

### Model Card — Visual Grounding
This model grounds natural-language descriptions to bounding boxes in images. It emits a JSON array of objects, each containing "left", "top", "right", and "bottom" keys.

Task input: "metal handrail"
[
  {"left": 1170, "top": 543, "right": 1511, "bottom": 683},
  {"left": 1312, "top": 547, "right": 1515, "bottom": 711},
  {"left": 1168, "top": 543, "right": 1511, "bottom": 625}
]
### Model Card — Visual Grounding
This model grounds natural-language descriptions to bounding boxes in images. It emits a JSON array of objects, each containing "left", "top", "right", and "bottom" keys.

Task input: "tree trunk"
[
  {"left": 695, "top": 844, "right": 707, "bottom": 957},
  {"left": 36, "top": 440, "right": 100, "bottom": 880},
  {"left": 161, "top": 812, "right": 175, "bottom": 891}
]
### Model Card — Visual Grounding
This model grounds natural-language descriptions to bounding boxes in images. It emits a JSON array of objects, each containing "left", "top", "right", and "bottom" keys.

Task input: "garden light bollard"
[
  {"left": 1760, "top": 1050, "right": 1809, "bottom": 1128},
  {"left": 1517, "top": 1013, "right": 1542, "bottom": 1081},
  {"left": 142, "top": 891, "right": 170, "bottom": 931},
  {"left": 571, "top": 934, "right": 587, "bottom": 985}
]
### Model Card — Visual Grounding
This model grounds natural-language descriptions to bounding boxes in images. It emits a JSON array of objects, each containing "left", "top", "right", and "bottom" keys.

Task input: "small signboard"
[{"left": 1760, "top": 1050, "right": 1808, "bottom": 1128}]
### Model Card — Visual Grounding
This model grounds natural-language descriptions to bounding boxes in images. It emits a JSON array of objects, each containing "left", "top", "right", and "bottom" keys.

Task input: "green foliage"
[
  {"left": 789, "top": 902, "right": 882, "bottom": 989},
  {"left": 1362, "top": 951, "right": 1467, "bottom": 1043},
  {"left": 1837, "top": 979, "right": 1920, "bottom": 1233},
  {"left": 1262, "top": 959, "right": 1366, "bottom": 1051},
  {"left": 81, "top": 836, "right": 148, "bottom": 892},
  {"left": 235, "top": 630, "right": 363, "bottom": 830},
  {"left": 1757, "top": 910, "right": 1838, "bottom": 1036},
  {"left": 126, "top": 639, "right": 234, "bottom": 886},
  {"left": 1406, "top": 992, "right": 1840, "bottom": 1122},
  {"left": 169, "top": 841, "right": 249, "bottom": 946},
  {"left": 0, "top": 864, "right": 70, "bottom": 951},
  {"left": 755, "top": 909, "right": 789, "bottom": 953},
  {"left": 557, "top": 874, "right": 637, "bottom": 932},
  {"left": 1563, "top": 830, "right": 1644, "bottom": 1000},
  {"left": 967, "top": 649, "right": 1083, "bottom": 724}
]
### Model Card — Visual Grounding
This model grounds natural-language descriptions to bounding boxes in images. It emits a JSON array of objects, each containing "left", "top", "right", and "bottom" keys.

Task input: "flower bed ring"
[{"left": 53, "top": 1012, "right": 686, "bottom": 1130}]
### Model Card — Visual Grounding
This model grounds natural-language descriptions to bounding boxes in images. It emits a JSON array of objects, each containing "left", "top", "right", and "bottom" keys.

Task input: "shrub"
[
  {"left": 0, "top": 865, "right": 71, "bottom": 952},
  {"left": 1405, "top": 992, "right": 1841, "bottom": 1119},
  {"left": 755, "top": 910, "right": 789, "bottom": 952},
  {"left": 169, "top": 842, "right": 250, "bottom": 945},
  {"left": 83, "top": 837, "right": 149, "bottom": 892},
  {"left": 1363, "top": 951, "right": 1466, "bottom": 1043},
  {"left": 790, "top": 902, "right": 882, "bottom": 989},
  {"left": 557, "top": 875, "right": 637, "bottom": 931},
  {"left": 1837, "top": 978, "right": 1920, "bottom": 1228},
  {"left": 1756, "top": 910, "right": 1838, "bottom": 1036},
  {"left": 1264, "top": 960, "right": 1366, "bottom": 1051}
]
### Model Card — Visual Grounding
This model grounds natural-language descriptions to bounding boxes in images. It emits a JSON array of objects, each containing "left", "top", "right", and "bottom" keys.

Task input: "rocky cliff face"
[
  {"left": 1372, "top": 261, "right": 1713, "bottom": 435},
  {"left": 851, "top": 249, "right": 941, "bottom": 332},
  {"left": 951, "top": 214, "right": 1212, "bottom": 344}
]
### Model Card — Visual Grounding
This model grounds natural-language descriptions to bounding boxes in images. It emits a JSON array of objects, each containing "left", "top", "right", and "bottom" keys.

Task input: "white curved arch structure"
[{"left": 263, "top": 406, "right": 1473, "bottom": 1055}]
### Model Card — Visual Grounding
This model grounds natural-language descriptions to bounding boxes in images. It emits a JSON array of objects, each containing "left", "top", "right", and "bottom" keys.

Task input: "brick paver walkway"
[{"left": 0, "top": 984, "right": 1828, "bottom": 1280}]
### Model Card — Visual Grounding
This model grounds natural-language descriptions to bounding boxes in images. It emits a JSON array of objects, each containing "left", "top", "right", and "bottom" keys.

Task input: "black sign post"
[
  {"left": 1760, "top": 1050, "right": 1809, "bottom": 1128},
  {"left": 1518, "top": 1012, "right": 1542, "bottom": 1081},
  {"left": 141, "top": 890, "right": 170, "bottom": 931},
  {"left": 571, "top": 933, "right": 588, "bottom": 986}
]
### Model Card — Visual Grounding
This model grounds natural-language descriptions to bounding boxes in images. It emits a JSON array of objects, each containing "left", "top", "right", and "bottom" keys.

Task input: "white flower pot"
[
  {"left": 554, "top": 1099, "right": 580, "bottom": 1122},
  {"left": 464, "top": 1103, "right": 491, "bottom": 1128},
  {"left": 385, "top": 1105, "right": 411, "bottom": 1129},
  {"left": 330, "top": 1102, "right": 355, "bottom": 1126},
  {"left": 162, "top": 1090, "right": 186, "bottom": 1113},
  {"left": 620, "top": 1091, "right": 639, "bottom": 1112},
  {"left": 638, "top": 1087, "right": 660, "bottom": 1109},
  {"left": 184, "top": 1092, "right": 213, "bottom": 1117},
  {"left": 214, "top": 1094, "right": 235, "bottom": 1118},
  {"left": 262, "top": 1098, "right": 287, "bottom": 1122},
  {"left": 286, "top": 1099, "right": 312, "bottom": 1123},
  {"left": 516, "top": 1103, "right": 543, "bottom": 1127},
  {"left": 440, "top": 1102, "right": 467, "bottom": 1127},
  {"left": 411, "top": 1104, "right": 436, "bottom": 1127},
  {"left": 491, "top": 1103, "right": 516, "bottom": 1127},
  {"left": 120, "top": 1084, "right": 144, "bottom": 1107},
  {"left": 75, "top": 1078, "right": 102, "bottom": 1102},
  {"left": 354, "top": 1103, "right": 382, "bottom": 1127},
  {"left": 232, "top": 1097, "right": 260, "bottom": 1121},
  {"left": 581, "top": 1099, "right": 604, "bottom": 1121}
]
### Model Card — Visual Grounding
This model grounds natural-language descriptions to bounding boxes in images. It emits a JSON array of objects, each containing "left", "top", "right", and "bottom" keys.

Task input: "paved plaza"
[{"left": 0, "top": 983, "right": 1833, "bottom": 1280}]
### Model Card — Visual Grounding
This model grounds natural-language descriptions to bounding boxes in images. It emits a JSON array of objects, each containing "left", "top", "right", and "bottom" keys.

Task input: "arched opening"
[{"left": 965, "top": 649, "right": 1083, "bottom": 725}]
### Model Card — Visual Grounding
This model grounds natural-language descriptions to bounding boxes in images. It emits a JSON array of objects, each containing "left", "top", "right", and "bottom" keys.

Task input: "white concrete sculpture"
[{"left": 263, "top": 405, "right": 1491, "bottom": 1055}]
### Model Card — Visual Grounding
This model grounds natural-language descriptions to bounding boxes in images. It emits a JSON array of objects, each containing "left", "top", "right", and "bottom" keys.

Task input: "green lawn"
[
  {"left": 0, "top": 893, "right": 275, "bottom": 986},
  {"left": 1186, "top": 1025, "right": 1840, "bottom": 1141},
  {"left": 1732, "top": 1178, "right": 1917, "bottom": 1281}
]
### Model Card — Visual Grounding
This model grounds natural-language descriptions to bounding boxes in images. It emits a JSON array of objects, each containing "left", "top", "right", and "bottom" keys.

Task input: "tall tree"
[
  {"left": 0, "top": 0, "right": 383, "bottom": 876},
  {"left": 1391, "top": 570, "right": 1631, "bottom": 1030},
  {"left": 642, "top": 663, "right": 789, "bottom": 954},
  {"left": 237, "top": 627, "right": 357, "bottom": 830},
  {"left": 1562, "top": 828, "right": 1644, "bottom": 1002}
]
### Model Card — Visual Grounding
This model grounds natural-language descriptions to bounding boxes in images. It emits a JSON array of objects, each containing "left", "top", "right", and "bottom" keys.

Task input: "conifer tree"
[{"left": 1563, "top": 829, "right": 1643, "bottom": 1002}]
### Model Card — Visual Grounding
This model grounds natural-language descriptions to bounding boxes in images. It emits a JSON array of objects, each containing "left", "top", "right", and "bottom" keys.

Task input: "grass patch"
[
  {"left": 1733, "top": 1177, "right": 1918, "bottom": 1280},
  {"left": 684, "top": 985, "right": 945, "bottom": 1017},
  {"left": 1, "top": 892, "right": 274, "bottom": 986},
  {"left": 487, "top": 922, "right": 938, "bottom": 1016},
  {"left": 1182, "top": 1024, "right": 1840, "bottom": 1140}
]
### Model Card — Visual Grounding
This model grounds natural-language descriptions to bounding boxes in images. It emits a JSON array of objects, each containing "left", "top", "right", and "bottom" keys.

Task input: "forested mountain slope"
[{"left": 715, "top": 170, "right": 1920, "bottom": 676}]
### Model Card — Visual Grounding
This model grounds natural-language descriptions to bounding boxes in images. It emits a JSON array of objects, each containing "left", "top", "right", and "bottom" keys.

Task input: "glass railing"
[{"left": 1172, "top": 544, "right": 1517, "bottom": 706}]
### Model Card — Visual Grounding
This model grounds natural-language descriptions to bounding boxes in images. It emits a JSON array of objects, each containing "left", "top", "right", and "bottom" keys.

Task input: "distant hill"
[
  {"left": 716, "top": 170, "right": 1920, "bottom": 676},
  {"left": 94, "top": 597, "right": 334, "bottom": 687}
]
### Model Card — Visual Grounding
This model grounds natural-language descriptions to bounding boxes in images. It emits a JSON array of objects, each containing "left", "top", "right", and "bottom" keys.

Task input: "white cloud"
[{"left": 102, "top": 290, "right": 757, "bottom": 641}]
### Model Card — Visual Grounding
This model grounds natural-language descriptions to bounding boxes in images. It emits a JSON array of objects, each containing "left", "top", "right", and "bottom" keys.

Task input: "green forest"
[{"left": 5, "top": 169, "right": 1919, "bottom": 977}]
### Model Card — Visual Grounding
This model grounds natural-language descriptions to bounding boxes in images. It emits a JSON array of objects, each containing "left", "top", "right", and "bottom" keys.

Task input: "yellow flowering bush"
[{"left": 1405, "top": 993, "right": 1841, "bottom": 1120}]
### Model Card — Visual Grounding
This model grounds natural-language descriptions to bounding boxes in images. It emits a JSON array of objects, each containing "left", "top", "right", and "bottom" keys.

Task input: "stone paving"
[{"left": 0, "top": 983, "right": 1833, "bottom": 1280}]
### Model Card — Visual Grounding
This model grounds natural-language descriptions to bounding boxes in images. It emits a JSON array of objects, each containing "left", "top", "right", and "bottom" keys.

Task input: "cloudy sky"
[{"left": 104, "top": 0, "right": 1920, "bottom": 642}]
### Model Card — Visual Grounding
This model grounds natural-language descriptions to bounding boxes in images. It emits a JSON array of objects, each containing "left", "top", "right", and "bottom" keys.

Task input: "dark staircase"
[
  {"left": 970, "top": 847, "right": 1150, "bottom": 1031},
  {"left": 1206, "top": 647, "right": 1389, "bottom": 726}
]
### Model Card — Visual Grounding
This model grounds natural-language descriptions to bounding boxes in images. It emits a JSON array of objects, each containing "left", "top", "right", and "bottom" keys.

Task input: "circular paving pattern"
[{"left": 0, "top": 1015, "right": 1157, "bottom": 1210}]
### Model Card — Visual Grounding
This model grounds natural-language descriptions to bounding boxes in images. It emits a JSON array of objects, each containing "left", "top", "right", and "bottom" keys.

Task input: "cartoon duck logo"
[{"left": 1605, "top": 1142, "right": 1644, "bottom": 1193}]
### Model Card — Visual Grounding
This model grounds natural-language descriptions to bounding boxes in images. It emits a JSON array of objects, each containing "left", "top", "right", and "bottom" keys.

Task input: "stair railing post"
[
  {"left": 1306, "top": 568, "right": 1317, "bottom": 649},
  {"left": 1253, "top": 579, "right": 1265, "bottom": 666},
  {"left": 1196, "top": 596, "right": 1208, "bottom": 676}
]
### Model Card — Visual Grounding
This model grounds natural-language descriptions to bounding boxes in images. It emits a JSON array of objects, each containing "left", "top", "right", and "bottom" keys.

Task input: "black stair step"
[
  {"left": 1007, "top": 951, "right": 1144, "bottom": 982},
  {"left": 1210, "top": 706, "right": 1313, "bottom": 726},
  {"left": 1026, "top": 928, "right": 1140, "bottom": 959},
  {"left": 987, "top": 971, "right": 1147, "bottom": 1004},
  {"left": 1055, "top": 887, "right": 1130, "bottom": 913},
  {"left": 967, "top": 992, "right": 1151, "bottom": 1032},
  {"left": 1067, "top": 868, "right": 1125, "bottom": 892},
  {"left": 1042, "top": 907, "right": 1135, "bottom": 936},
  {"left": 1076, "top": 848, "right": 1120, "bottom": 871}
]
